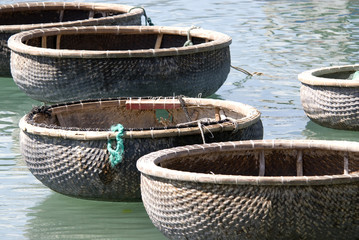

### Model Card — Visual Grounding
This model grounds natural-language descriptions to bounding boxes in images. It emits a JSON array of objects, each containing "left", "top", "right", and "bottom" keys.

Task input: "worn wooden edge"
[
  {"left": 19, "top": 98, "right": 260, "bottom": 140},
  {"left": 0, "top": 2, "right": 142, "bottom": 33},
  {"left": 298, "top": 64, "right": 359, "bottom": 87},
  {"left": 137, "top": 140, "right": 359, "bottom": 186},
  {"left": 8, "top": 26, "right": 232, "bottom": 58}
]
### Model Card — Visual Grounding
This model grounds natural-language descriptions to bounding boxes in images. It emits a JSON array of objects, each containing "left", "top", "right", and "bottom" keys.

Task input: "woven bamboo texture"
[
  {"left": 9, "top": 26, "right": 232, "bottom": 102},
  {"left": 19, "top": 97, "right": 263, "bottom": 201},
  {"left": 299, "top": 64, "right": 359, "bottom": 130},
  {"left": 0, "top": 2, "right": 143, "bottom": 77},
  {"left": 137, "top": 140, "right": 359, "bottom": 240}
]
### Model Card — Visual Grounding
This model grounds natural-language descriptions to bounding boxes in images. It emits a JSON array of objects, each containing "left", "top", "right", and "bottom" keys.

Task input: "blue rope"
[{"left": 107, "top": 124, "right": 125, "bottom": 168}]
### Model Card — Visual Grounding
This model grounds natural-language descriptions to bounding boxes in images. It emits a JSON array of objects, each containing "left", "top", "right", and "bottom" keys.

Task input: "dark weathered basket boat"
[
  {"left": 19, "top": 97, "right": 263, "bottom": 201},
  {"left": 299, "top": 64, "right": 359, "bottom": 130},
  {"left": 137, "top": 140, "right": 359, "bottom": 240},
  {"left": 0, "top": 2, "right": 143, "bottom": 77},
  {"left": 9, "top": 25, "right": 231, "bottom": 102}
]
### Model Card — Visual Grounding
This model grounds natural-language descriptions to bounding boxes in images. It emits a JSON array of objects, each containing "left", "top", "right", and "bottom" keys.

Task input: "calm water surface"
[{"left": 1, "top": 0, "right": 358, "bottom": 239}]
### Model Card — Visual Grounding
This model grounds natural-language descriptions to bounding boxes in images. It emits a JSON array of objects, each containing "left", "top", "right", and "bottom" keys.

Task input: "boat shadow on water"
[{"left": 24, "top": 193, "right": 166, "bottom": 240}]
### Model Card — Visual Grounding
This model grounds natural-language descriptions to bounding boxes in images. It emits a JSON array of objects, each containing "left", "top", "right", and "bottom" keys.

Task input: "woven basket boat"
[
  {"left": 19, "top": 97, "right": 263, "bottom": 201},
  {"left": 137, "top": 140, "right": 359, "bottom": 240},
  {"left": 0, "top": 2, "right": 143, "bottom": 77},
  {"left": 298, "top": 64, "right": 359, "bottom": 130},
  {"left": 9, "top": 25, "right": 231, "bottom": 103}
]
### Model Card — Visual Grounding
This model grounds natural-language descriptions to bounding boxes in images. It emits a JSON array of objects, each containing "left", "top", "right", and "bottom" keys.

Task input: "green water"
[{"left": 0, "top": 0, "right": 358, "bottom": 239}]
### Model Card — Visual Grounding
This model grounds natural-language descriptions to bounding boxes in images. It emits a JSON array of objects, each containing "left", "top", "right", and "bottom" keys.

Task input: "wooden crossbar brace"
[
  {"left": 89, "top": 10, "right": 94, "bottom": 19},
  {"left": 214, "top": 108, "right": 220, "bottom": 121},
  {"left": 59, "top": 10, "right": 64, "bottom": 22},
  {"left": 155, "top": 34, "right": 163, "bottom": 49},
  {"left": 344, "top": 153, "right": 349, "bottom": 175},
  {"left": 56, "top": 35, "right": 62, "bottom": 49},
  {"left": 259, "top": 150, "right": 265, "bottom": 176},
  {"left": 296, "top": 150, "right": 303, "bottom": 176},
  {"left": 41, "top": 36, "right": 47, "bottom": 48}
]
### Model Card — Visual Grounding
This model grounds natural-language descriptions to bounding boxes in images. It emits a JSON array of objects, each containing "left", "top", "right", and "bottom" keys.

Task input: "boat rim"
[
  {"left": 0, "top": 2, "right": 142, "bottom": 33},
  {"left": 137, "top": 139, "right": 359, "bottom": 186},
  {"left": 19, "top": 97, "right": 260, "bottom": 140},
  {"left": 8, "top": 25, "right": 232, "bottom": 58},
  {"left": 298, "top": 64, "right": 359, "bottom": 87}
]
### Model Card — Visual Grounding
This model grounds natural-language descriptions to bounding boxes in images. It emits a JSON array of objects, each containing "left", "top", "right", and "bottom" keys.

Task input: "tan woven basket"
[
  {"left": 298, "top": 64, "right": 359, "bottom": 130},
  {"left": 137, "top": 140, "right": 359, "bottom": 239},
  {"left": 20, "top": 97, "right": 263, "bottom": 201},
  {"left": 0, "top": 2, "right": 143, "bottom": 77},
  {"left": 9, "top": 25, "right": 231, "bottom": 102}
]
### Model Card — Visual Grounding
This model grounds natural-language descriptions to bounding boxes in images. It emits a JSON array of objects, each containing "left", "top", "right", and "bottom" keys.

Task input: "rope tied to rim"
[
  {"left": 128, "top": 7, "right": 154, "bottom": 26},
  {"left": 107, "top": 124, "right": 125, "bottom": 167},
  {"left": 183, "top": 26, "right": 201, "bottom": 47}
]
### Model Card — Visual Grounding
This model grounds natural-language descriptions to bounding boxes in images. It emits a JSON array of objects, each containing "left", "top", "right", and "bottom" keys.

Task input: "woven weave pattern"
[
  {"left": 141, "top": 174, "right": 358, "bottom": 240},
  {"left": 20, "top": 120, "right": 262, "bottom": 201},
  {"left": 137, "top": 140, "right": 359, "bottom": 239},
  {"left": 301, "top": 83, "right": 359, "bottom": 130},
  {"left": 11, "top": 47, "right": 230, "bottom": 102}
]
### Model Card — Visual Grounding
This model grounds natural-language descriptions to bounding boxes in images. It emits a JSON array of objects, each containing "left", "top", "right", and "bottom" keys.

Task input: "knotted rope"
[
  {"left": 107, "top": 124, "right": 125, "bottom": 167},
  {"left": 183, "top": 26, "right": 201, "bottom": 47},
  {"left": 128, "top": 7, "right": 154, "bottom": 26}
]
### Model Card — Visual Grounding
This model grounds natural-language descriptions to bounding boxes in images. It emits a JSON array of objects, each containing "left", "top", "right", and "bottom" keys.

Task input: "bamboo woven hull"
[
  {"left": 300, "top": 83, "right": 359, "bottom": 130},
  {"left": 137, "top": 140, "right": 359, "bottom": 239},
  {"left": 298, "top": 64, "right": 359, "bottom": 130},
  {"left": 142, "top": 176, "right": 358, "bottom": 240},
  {"left": 19, "top": 97, "right": 262, "bottom": 201},
  {"left": 20, "top": 121, "right": 262, "bottom": 201},
  {"left": 0, "top": 2, "right": 143, "bottom": 77},
  {"left": 9, "top": 26, "right": 232, "bottom": 102},
  {"left": 11, "top": 48, "right": 230, "bottom": 101}
]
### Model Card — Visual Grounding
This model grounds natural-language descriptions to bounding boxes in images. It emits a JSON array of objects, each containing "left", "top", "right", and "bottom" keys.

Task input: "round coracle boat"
[
  {"left": 9, "top": 25, "right": 232, "bottom": 103},
  {"left": 298, "top": 64, "right": 359, "bottom": 130},
  {"left": 19, "top": 97, "right": 263, "bottom": 201},
  {"left": 137, "top": 140, "right": 359, "bottom": 240},
  {"left": 0, "top": 2, "right": 143, "bottom": 77}
]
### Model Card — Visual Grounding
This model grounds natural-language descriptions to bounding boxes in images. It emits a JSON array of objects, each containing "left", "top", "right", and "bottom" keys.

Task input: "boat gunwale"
[
  {"left": 0, "top": 2, "right": 142, "bottom": 33},
  {"left": 8, "top": 25, "right": 232, "bottom": 58},
  {"left": 137, "top": 139, "right": 359, "bottom": 186},
  {"left": 298, "top": 64, "right": 359, "bottom": 87},
  {"left": 19, "top": 97, "right": 260, "bottom": 140}
]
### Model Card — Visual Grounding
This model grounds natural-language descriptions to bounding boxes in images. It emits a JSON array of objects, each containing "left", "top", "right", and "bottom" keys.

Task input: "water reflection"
[
  {"left": 303, "top": 120, "right": 359, "bottom": 142},
  {"left": 261, "top": 0, "right": 359, "bottom": 69},
  {"left": 25, "top": 193, "right": 165, "bottom": 240},
  {"left": 1, "top": 0, "right": 359, "bottom": 238}
]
